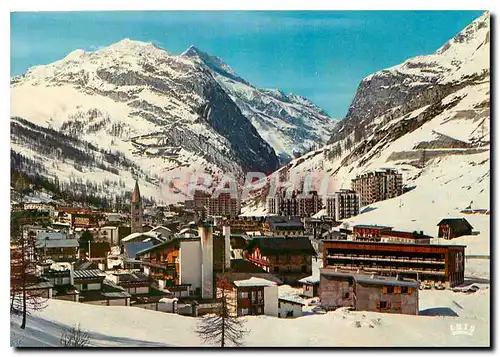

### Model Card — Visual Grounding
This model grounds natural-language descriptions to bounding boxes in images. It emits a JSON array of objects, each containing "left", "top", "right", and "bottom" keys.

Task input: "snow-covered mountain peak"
[
  {"left": 101, "top": 38, "right": 167, "bottom": 55},
  {"left": 374, "top": 11, "right": 490, "bottom": 85},
  {"left": 181, "top": 45, "right": 248, "bottom": 85},
  {"left": 178, "top": 46, "right": 336, "bottom": 163},
  {"left": 436, "top": 11, "right": 490, "bottom": 56}
]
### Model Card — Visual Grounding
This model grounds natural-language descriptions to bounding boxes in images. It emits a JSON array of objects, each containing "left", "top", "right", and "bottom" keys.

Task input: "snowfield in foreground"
[{"left": 11, "top": 259, "right": 490, "bottom": 348}]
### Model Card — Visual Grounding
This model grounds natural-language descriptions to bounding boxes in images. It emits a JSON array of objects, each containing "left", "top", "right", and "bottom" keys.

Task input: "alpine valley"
[
  {"left": 242, "top": 11, "right": 490, "bottom": 245},
  {"left": 10, "top": 40, "right": 336, "bottom": 205}
]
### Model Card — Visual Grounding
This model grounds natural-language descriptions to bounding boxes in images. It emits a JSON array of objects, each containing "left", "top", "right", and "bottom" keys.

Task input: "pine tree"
[{"left": 195, "top": 275, "right": 248, "bottom": 347}]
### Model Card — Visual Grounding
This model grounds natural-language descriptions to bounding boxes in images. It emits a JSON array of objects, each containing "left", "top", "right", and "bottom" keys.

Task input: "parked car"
[
  {"left": 435, "top": 282, "right": 445, "bottom": 290},
  {"left": 467, "top": 285, "right": 480, "bottom": 293}
]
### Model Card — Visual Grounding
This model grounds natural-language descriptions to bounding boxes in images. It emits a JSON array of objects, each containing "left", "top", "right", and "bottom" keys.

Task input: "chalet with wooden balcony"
[
  {"left": 245, "top": 236, "right": 316, "bottom": 285},
  {"left": 216, "top": 275, "right": 279, "bottom": 317}
]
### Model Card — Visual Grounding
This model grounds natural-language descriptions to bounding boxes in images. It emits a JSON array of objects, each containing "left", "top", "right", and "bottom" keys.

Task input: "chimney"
[
  {"left": 198, "top": 223, "right": 214, "bottom": 299},
  {"left": 223, "top": 225, "right": 231, "bottom": 271}
]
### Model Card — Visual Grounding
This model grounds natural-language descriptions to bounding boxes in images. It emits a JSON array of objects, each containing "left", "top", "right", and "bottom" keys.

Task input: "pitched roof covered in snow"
[
  {"left": 233, "top": 277, "right": 277, "bottom": 287},
  {"left": 121, "top": 232, "right": 158, "bottom": 243},
  {"left": 278, "top": 297, "right": 306, "bottom": 305},
  {"left": 437, "top": 217, "right": 474, "bottom": 230},
  {"left": 298, "top": 275, "right": 320, "bottom": 284}
]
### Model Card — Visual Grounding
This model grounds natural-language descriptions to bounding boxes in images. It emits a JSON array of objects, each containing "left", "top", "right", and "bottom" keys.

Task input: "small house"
[
  {"left": 72, "top": 269, "right": 106, "bottom": 292},
  {"left": 298, "top": 275, "right": 320, "bottom": 298},
  {"left": 319, "top": 269, "right": 419, "bottom": 315},
  {"left": 35, "top": 239, "right": 79, "bottom": 262},
  {"left": 437, "top": 218, "right": 473, "bottom": 239},
  {"left": 109, "top": 272, "right": 151, "bottom": 295},
  {"left": 217, "top": 275, "right": 279, "bottom": 317},
  {"left": 278, "top": 297, "right": 305, "bottom": 318}
]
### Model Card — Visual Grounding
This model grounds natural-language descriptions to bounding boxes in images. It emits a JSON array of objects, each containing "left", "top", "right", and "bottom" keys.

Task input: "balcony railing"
[
  {"left": 248, "top": 256, "right": 270, "bottom": 266},
  {"left": 326, "top": 254, "right": 444, "bottom": 265},
  {"left": 325, "top": 264, "right": 445, "bottom": 275}
]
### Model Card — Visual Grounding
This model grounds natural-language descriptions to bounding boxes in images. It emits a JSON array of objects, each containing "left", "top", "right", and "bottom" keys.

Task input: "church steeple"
[
  {"left": 132, "top": 180, "right": 141, "bottom": 203},
  {"left": 131, "top": 180, "right": 143, "bottom": 233}
]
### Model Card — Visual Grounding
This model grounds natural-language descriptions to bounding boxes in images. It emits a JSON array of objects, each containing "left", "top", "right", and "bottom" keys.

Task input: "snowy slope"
[
  {"left": 11, "top": 289, "right": 489, "bottom": 347},
  {"left": 182, "top": 46, "right": 336, "bottom": 164},
  {"left": 242, "top": 13, "right": 490, "bottom": 260}
]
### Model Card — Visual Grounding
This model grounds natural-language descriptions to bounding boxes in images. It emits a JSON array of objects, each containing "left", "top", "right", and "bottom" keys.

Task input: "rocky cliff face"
[
  {"left": 330, "top": 11, "right": 489, "bottom": 144},
  {"left": 182, "top": 46, "right": 336, "bottom": 164}
]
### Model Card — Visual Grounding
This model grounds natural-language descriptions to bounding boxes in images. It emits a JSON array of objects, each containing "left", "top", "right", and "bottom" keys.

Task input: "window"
[
  {"left": 394, "top": 286, "right": 402, "bottom": 294},
  {"left": 82, "top": 283, "right": 88, "bottom": 291},
  {"left": 402, "top": 286, "right": 409, "bottom": 294},
  {"left": 240, "top": 291, "right": 248, "bottom": 299},
  {"left": 379, "top": 301, "right": 387, "bottom": 309},
  {"left": 257, "top": 290, "right": 263, "bottom": 299},
  {"left": 387, "top": 286, "right": 394, "bottom": 294},
  {"left": 241, "top": 308, "right": 248, "bottom": 315},
  {"left": 278, "top": 301, "right": 281, "bottom": 308},
  {"left": 344, "top": 292, "right": 349, "bottom": 299}
]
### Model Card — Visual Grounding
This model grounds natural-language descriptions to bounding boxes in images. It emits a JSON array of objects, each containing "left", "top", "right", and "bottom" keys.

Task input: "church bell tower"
[{"left": 131, "top": 180, "right": 144, "bottom": 233}]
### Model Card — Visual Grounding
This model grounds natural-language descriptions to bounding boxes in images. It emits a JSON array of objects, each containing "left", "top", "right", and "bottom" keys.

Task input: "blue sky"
[{"left": 11, "top": 11, "right": 483, "bottom": 118}]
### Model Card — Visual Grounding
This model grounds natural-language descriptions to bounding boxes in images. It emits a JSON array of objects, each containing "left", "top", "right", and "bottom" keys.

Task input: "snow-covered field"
[
  {"left": 11, "top": 256, "right": 490, "bottom": 348},
  {"left": 11, "top": 283, "right": 490, "bottom": 347}
]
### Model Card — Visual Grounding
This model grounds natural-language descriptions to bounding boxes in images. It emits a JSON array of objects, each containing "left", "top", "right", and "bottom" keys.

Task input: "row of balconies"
[
  {"left": 326, "top": 254, "right": 445, "bottom": 264},
  {"left": 326, "top": 264, "right": 445, "bottom": 275}
]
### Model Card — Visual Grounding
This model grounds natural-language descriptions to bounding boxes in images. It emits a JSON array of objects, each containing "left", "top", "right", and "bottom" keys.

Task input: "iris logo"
[{"left": 450, "top": 323, "right": 475, "bottom": 336}]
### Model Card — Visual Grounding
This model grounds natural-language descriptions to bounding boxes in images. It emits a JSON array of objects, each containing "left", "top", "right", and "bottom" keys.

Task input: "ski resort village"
[{"left": 10, "top": 11, "right": 490, "bottom": 347}]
